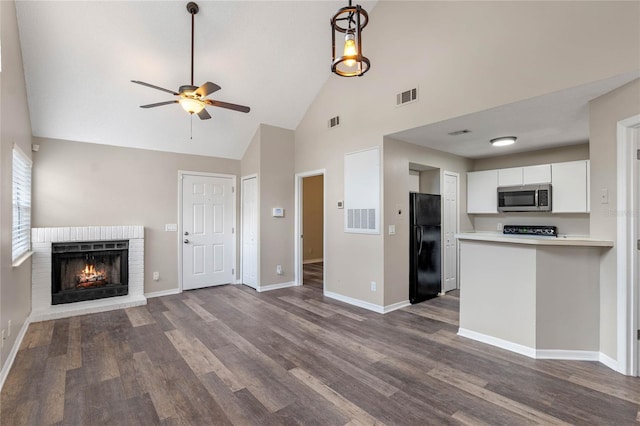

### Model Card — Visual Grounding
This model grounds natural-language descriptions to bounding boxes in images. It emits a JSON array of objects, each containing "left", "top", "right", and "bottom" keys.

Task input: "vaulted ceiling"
[{"left": 16, "top": 1, "right": 374, "bottom": 159}]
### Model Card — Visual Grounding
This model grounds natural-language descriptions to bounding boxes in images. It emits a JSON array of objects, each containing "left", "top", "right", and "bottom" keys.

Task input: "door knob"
[
  {"left": 184, "top": 239, "right": 190, "bottom": 244},
  {"left": 184, "top": 231, "right": 189, "bottom": 236}
]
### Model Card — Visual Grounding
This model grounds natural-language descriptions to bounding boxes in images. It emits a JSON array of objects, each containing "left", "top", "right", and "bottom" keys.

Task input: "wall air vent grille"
[
  {"left": 329, "top": 116, "right": 340, "bottom": 128},
  {"left": 396, "top": 88, "right": 418, "bottom": 106},
  {"left": 347, "top": 208, "right": 376, "bottom": 230}
]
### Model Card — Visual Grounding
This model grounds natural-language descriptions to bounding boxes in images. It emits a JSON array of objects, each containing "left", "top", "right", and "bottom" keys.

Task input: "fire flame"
[{"left": 82, "top": 264, "right": 97, "bottom": 276}]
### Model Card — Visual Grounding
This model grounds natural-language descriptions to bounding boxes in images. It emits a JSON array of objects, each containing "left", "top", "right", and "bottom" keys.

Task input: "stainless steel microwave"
[{"left": 497, "top": 184, "right": 552, "bottom": 212}]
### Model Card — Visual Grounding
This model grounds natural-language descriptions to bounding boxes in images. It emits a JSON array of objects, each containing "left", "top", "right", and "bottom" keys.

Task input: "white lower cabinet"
[{"left": 551, "top": 160, "right": 589, "bottom": 213}]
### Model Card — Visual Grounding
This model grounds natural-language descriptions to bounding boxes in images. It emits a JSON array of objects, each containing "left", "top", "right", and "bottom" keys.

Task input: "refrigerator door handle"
[{"left": 417, "top": 227, "right": 423, "bottom": 256}]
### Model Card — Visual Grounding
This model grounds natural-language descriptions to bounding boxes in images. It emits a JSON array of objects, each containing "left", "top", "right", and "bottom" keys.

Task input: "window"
[{"left": 13, "top": 146, "right": 32, "bottom": 262}]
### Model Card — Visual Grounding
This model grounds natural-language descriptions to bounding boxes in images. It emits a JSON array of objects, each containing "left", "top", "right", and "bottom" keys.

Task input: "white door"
[
  {"left": 182, "top": 174, "right": 235, "bottom": 290},
  {"left": 443, "top": 172, "right": 458, "bottom": 292},
  {"left": 242, "top": 176, "right": 258, "bottom": 289}
]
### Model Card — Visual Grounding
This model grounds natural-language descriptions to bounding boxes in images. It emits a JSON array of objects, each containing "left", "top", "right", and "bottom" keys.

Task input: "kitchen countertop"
[{"left": 455, "top": 232, "right": 613, "bottom": 247}]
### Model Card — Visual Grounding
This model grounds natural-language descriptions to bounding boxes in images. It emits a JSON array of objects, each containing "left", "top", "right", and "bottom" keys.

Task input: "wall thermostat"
[
  {"left": 337, "top": 201, "right": 344, "bottom": 209},
  {"left": 272, "top": 207, "right": 284, "bottom": 217}
]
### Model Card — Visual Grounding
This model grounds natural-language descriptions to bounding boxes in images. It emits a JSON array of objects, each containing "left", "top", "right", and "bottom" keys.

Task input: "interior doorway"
[
  {"left": 241, "top": 175, "right": 258, "bottom": 289},
  {"left": 295, "top": 170, "right": 326, "bottom": 290}
]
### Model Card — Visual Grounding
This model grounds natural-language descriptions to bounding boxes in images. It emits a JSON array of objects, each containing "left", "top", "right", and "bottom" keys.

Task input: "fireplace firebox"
[{"left": 51, "top": 240, "right": 129, "bottom": 305}]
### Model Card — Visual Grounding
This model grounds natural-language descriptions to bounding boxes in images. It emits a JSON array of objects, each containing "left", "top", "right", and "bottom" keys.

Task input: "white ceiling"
[
  {"left": 390, "top": 71, "right": 640, "bottom": 159},
  {"left": 16, "top": 0, "right": 374, "bottom": 160},
  {"left": 15, "top": 2, "right": 638, "bottom": 162}
]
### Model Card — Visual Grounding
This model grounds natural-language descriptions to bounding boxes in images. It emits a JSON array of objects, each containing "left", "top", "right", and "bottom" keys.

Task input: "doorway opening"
[{"left": 295, "top": 170, "right": 326, "bottom": 291}]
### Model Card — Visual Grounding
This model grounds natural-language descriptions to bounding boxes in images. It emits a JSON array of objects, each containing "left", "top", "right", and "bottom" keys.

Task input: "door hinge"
[
  {"left": 637, "top": 329, "right": 640, "bottom": 340},
  {"left": 232, "top": 227, "right": 235, "bottom": 234},
  {"left": 637, "top": 149, "right": 640, "bottom": 160},
  {"left": 232, "top": 268, "right": 235, "bottom": 275},
  {"left": 637, "top": 239, "right": 640, "bottom": 250},
  {"left": 232, "top": 186, "right": 235, "bottom": 193}
]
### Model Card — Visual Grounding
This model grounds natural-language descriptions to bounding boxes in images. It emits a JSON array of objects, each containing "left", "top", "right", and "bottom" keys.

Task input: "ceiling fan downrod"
[{"left": 187, "top": 2, "right": 199, "bottom": 87}]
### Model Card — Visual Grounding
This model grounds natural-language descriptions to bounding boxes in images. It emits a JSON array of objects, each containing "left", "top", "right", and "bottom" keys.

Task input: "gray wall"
[
  {"left": 31, "top": 137, "right": 240, "bottom": 295},
  {"left": 1, "top": 0, "right": 34, "bottom": 370},
  {"left": 589, "top": 78, "right": 640, "bottom": 359}
]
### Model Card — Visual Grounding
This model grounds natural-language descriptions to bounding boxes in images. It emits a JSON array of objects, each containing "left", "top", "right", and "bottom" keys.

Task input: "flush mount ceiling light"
[
  {"left": 331, "top": 0, "right": 370, "bottom": 77},
  {"left": 490, "top": 136, "right": 517, "bottom": 147}
]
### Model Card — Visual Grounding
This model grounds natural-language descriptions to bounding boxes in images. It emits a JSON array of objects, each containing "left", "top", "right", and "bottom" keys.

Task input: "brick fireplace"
[{"left": 31, "top": 226, "right": 145, "bottom": 321}]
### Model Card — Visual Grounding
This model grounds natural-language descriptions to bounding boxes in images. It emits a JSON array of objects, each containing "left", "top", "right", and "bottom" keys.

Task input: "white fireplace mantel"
[{"left": 31, "top": 226, "right": 146, "bottom": 322}]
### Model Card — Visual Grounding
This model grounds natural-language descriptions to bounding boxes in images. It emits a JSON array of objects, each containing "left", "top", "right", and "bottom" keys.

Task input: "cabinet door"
[
  {"left": 498, "top": 168, "right": 523, "bottom": 186},
  {"left": 523, "top": 164, "right": 551, "bottom": 184},
  {"left": 467, "top": 170, "right": 498, "bottom": 213},
  {"left": 551, "top": 161, "right": 588, "bottom": 213}
]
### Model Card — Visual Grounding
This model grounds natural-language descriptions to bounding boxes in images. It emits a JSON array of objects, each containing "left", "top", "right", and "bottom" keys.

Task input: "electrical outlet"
[
  {"left": 600, "top": 188, "right": 609, "bottom": 204},
  {"left": 497, "top": 223, "right": 503, "bottom": 231},
  {"left": 276, "top": 265, "right": 283, "bottom": 275},
  {"left": 370, "top": 281, "right": 377, "bottom": 292},
  {"left": 7, "top": 320, "right": 11, "bottom": 337},
  {"left": 153, "top": 272, "right": 160, "bottom": 281},
  {"left": 1, "top": 329, "right": 5, "bottom": 349}
]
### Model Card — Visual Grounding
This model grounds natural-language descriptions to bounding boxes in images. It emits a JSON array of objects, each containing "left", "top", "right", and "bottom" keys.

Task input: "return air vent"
[
  {"left": 396, "top": 88, "right": 418, "bottom": 106},
  {"left": 328, "top": 115, "right": 340, "bottom": 128},
  {"left": 347, "top": 208, "right": 376, "bottom": 230},
  {"left": 448, "top": 129, "right": 471, "bottom": 136}
]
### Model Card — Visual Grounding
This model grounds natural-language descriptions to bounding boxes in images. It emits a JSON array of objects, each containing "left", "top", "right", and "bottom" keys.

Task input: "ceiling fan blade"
[
  {"left": 140, "top": 100, "right": 179, "bottom": 108},
  {"left": 204, "top": 99, "right": 250, "bottom": 113},
  {"left": 131, "top": 80, "right": 180, "bottom": 96},
  {"left": 195, "top": 82, "right": 221, "bottom": 98},
  {"left": 197, "top": 108, "right": 212, "bottom": 120}
]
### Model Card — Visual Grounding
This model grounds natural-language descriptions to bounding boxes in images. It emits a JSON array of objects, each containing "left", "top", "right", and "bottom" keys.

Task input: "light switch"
[
  {"left": 389, "top": 225, "right": 396, "bottom": 235},
  {"left": 165, "top": 224, "right": 177, "bottom": 232}
]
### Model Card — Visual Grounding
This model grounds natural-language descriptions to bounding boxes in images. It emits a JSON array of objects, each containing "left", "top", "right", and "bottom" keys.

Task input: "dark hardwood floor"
[
  {"left": 303, "top": 262, "right": 323, "bottom": 290},
  {"left": 2, "top": 283, "right": 639, "bottom": 425}
]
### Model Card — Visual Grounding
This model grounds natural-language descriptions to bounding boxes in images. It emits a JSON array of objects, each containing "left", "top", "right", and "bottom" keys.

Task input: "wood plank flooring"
[
  {"left": 303, "top": 261, "right": 323, "bottom": 290},
  {"left": 2, "top": 281, "right": 639, "bottom": 425}
]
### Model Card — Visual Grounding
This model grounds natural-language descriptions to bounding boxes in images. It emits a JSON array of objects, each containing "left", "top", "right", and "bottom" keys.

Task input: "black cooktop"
[{"left": 503, "top": 225, "right": 558, "bottom": 237}]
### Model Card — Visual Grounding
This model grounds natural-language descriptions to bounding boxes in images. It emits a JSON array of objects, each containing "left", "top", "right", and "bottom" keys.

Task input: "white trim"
[
  {"left": 31, "top": 295, "right": 147, "bottom": 322},
  {"left": 240, "top": 174, "right": 259, "bottom": 290},
  {"left": 325, "top": 290, "right": 385, "bottom": 313},
  {"left": 294, "top": 170, "right": 326, "bottom": 289},
  {"left": 616, "top": 114, "right": 640, "bottom": 376},
  {"left": 443, "top": 170, "right": 461, "bottom": 292},
  {"left": 535, "top": 350, "right": 600, "bottom": 361},
  {"left": 11, "top": 250, "right": 33, "bottom": 268},
  {"left": 178, "top": 171, "right": 237, "bottom": 292},
  {"left": 0, "top": 317, "right": 31, "bottom": 392},
  {"left": 599, "top": 352, "right": 620, "bottom": 372},
  {"left": 257, "top": 281, "right": 297, "bottom": 292},
  {"left": 303, "top": 258, "right": 323, "bottom": 264},
  {"left": 145, "top": 288, "right": 181, "bottom": 299},
  {"left": 457, "top": 328, "right": 537, "bottom": 358},
  {"left": 382, "top": 300, "right": 411, "bottom": 313}
]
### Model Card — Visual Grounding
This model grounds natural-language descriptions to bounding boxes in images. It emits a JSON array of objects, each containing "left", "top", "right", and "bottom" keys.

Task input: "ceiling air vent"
[
  {"left": 396, "top": 88, "right": 418, "bottom": 106},
  {"left": 328, "top": 115, "right": 340, "bottom": 129}
]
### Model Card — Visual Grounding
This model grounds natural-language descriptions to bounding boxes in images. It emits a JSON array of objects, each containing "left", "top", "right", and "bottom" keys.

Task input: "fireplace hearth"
[{"left": 52, "top": 240, "right": 129, "bottom": 305}]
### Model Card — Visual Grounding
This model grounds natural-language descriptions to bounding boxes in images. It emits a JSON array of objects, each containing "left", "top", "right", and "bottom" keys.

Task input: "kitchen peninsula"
[{"left": 456, "top": 233, "right": 613, "bottom": 360}]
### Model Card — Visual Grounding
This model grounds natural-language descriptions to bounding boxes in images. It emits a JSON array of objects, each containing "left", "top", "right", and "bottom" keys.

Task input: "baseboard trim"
[
  {"left": 145, "top": 288, "right": 181, "bottom": 299},
  {"left": 257, "top": 281, "right": 297, "bottom": 292},
  {"left": 324, "top": 291, "right": 384, "bottom": 314},
  {"left": 0, "top": 317, "right": 31, "bottom": 392},
  {"left": 457, "top": 328, "right": 537, "bottom": 358},
  {"left": 536, "top": 349, "right": 600, "bottom": 361},
  {"left": 382, "top": 300, "right": 411, "bottom": 313},
  {"left": 303, "top": 259, "right": 323, "bottom": 264},
  {"left": 598, "top": 352, "right": 620, "bottom": 372}
]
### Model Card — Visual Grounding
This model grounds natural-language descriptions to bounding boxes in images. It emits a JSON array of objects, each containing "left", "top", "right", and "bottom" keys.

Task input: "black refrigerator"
[{"left": 409, "top": 192, "right": 441, "bottom": 304}]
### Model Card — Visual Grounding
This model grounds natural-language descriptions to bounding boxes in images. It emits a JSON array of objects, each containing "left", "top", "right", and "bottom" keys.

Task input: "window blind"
[{"left": 13, "top": 146, "right": 32, "bottom": 261}]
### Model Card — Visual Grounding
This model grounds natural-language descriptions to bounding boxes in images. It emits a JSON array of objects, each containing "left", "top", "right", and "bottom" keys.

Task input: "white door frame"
[
  {"left": 294, "top": 169, "right": 326, "bottom": 287},
  {"left": 241, "top": 174, "right": 259, "bottom": 288},
  {"left": 178, "top": 171, "right": 237, "bottom": 292},
  {"left": 442, "top": 170, "right": 460, "bottom": 292},
  {"left": 616, "top": 114, "right": 640, "bottom": 376}
]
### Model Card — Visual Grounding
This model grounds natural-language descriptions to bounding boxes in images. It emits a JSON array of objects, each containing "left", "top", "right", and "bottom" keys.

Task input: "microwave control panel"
[{"left": 503, "top": 225, "right": 557, "bottom": 237}]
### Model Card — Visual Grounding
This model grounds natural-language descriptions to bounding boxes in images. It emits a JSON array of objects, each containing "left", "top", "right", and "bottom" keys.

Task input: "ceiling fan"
[{"left": 132, "top": 2, "right": 250, "bottom": 120}]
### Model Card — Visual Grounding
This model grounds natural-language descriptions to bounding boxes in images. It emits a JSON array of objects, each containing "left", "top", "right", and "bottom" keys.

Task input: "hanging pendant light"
[{"left": 331, "top": 0, "right": 370, "bottom": 77}]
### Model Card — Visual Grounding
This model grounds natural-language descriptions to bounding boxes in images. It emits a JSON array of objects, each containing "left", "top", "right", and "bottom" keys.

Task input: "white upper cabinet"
[
  {"left": 523, "top": 164, "right": 551, "bottom": 184},
  {"left": 497, "top": 164, "right": 551, "bottom": 187},
  {"left": 467, "top": 170, "right": 498, "bottom": 214},
  {"left": 551, "top": 160, "right": 589, "bottom": 213},
  {"left": 498, "top": 168, "right": 523, "bottom": 186}
]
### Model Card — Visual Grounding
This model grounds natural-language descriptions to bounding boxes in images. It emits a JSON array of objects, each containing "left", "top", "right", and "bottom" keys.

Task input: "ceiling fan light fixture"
[
  {"left": 179, "top": 98, "right": 204, "bottom": 114},
  {"left": 490, "top": 136, "right": 517, "bottom": 147}
]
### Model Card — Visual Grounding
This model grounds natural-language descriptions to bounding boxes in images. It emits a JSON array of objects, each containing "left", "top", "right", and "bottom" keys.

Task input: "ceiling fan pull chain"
[{"left": 190, "top": 114, "right": 193, "bottom": 140}]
